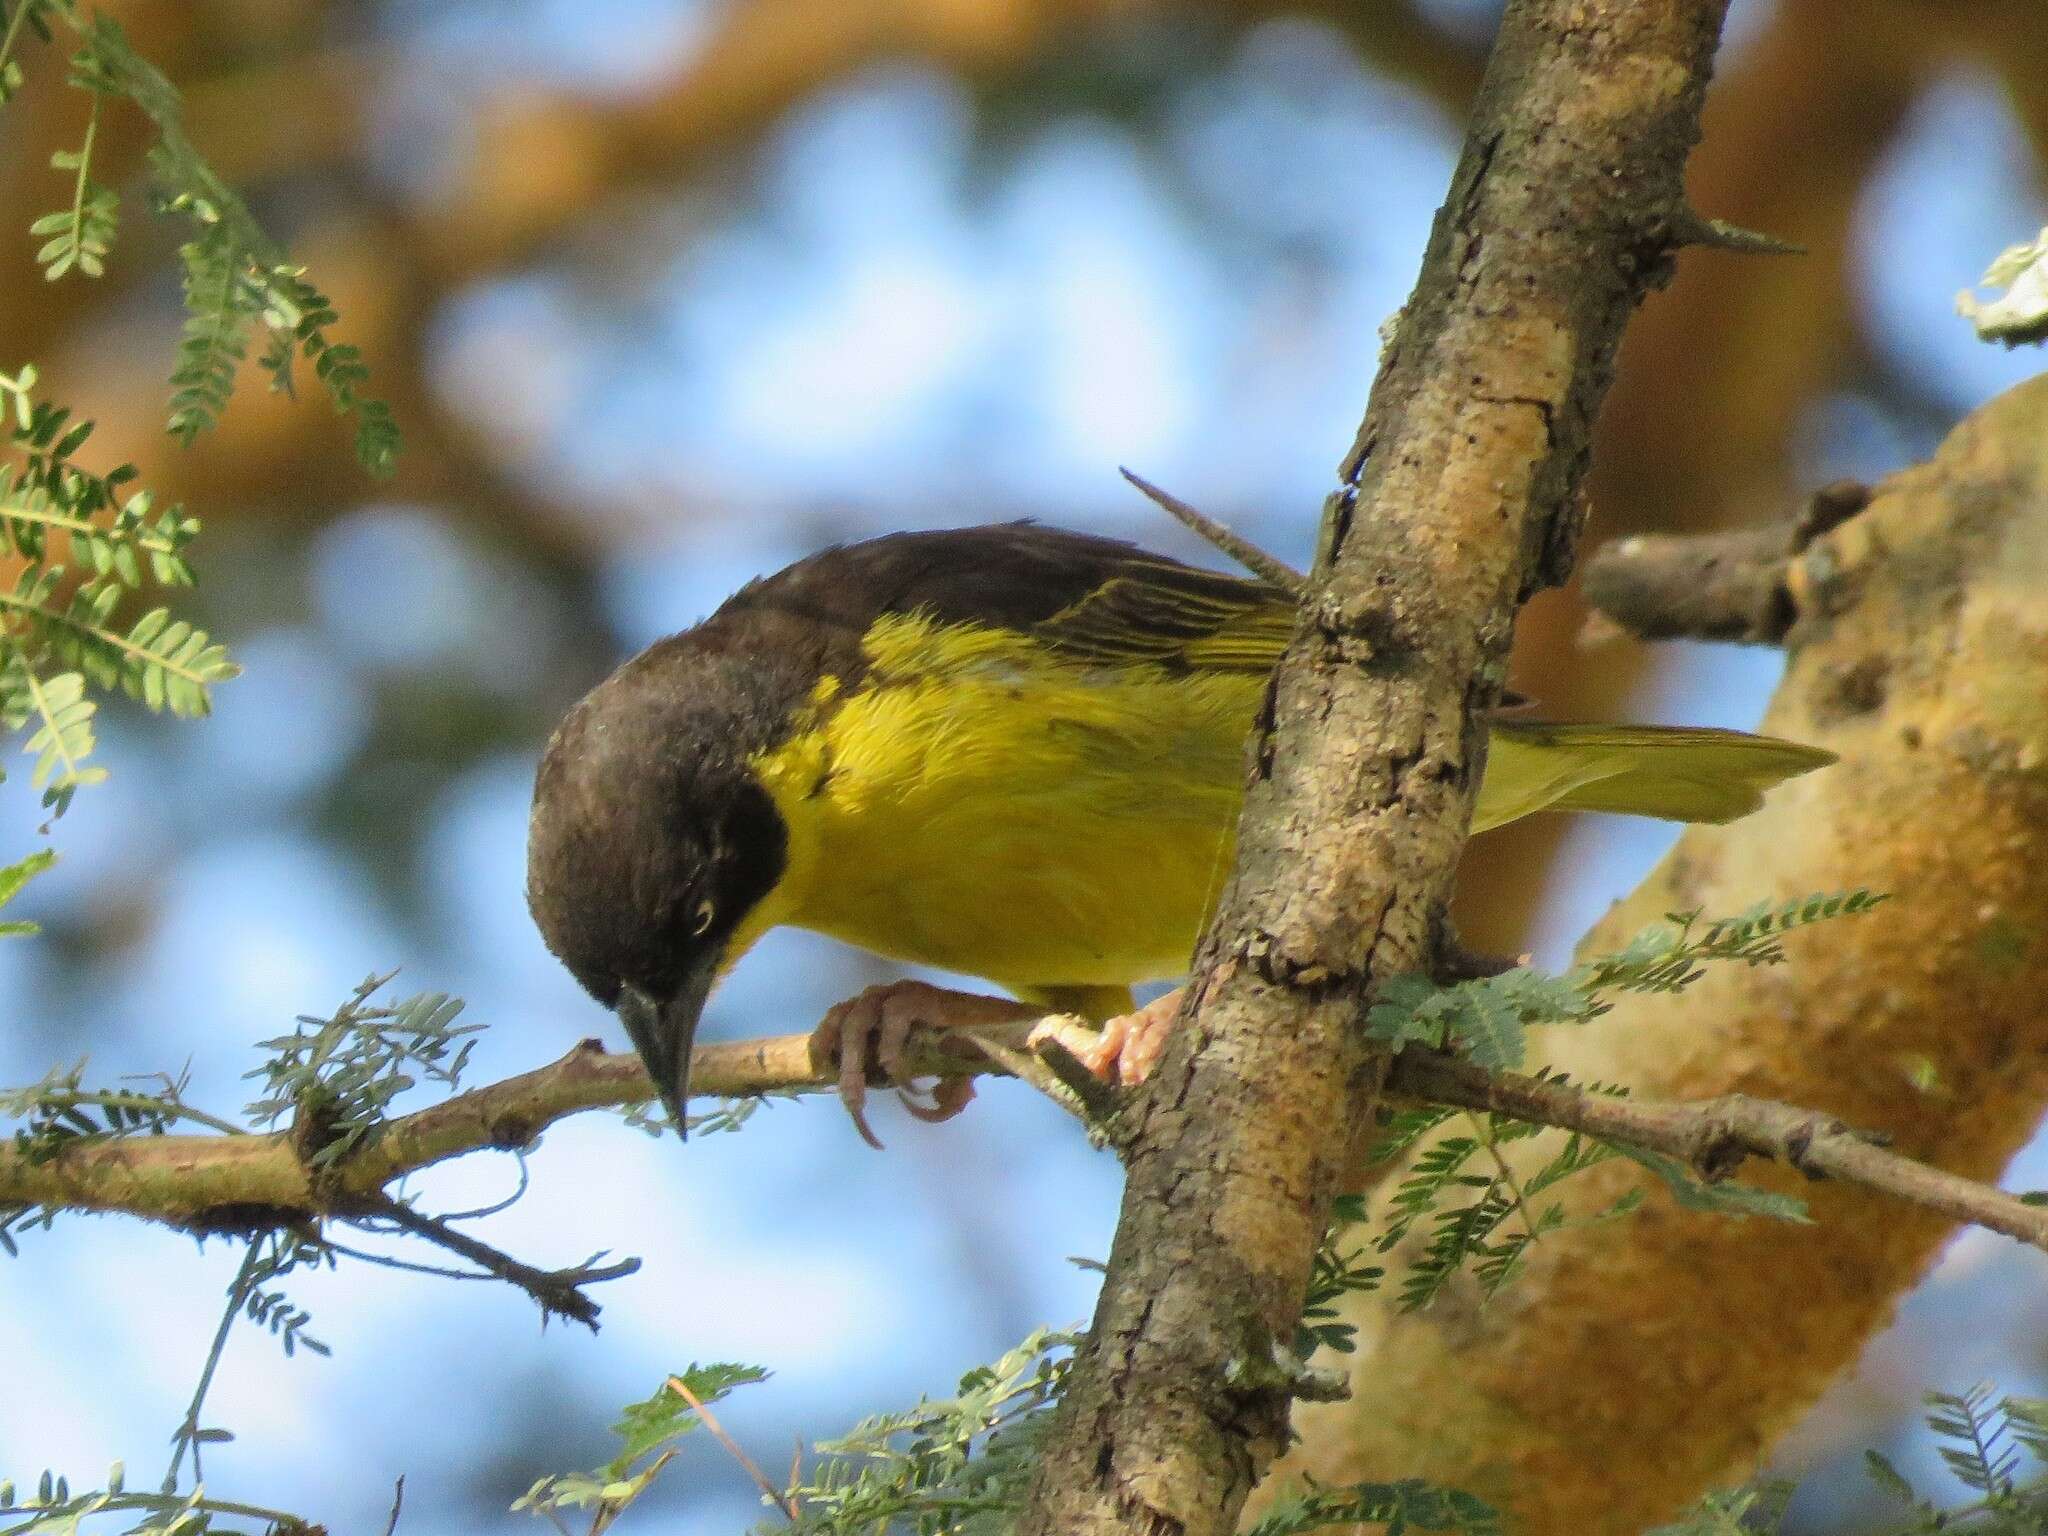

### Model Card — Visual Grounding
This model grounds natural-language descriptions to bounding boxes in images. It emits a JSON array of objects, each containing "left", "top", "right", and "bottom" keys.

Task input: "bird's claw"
[{"left": 812, "top": 980, "right": 1011, "bottom": 1148}]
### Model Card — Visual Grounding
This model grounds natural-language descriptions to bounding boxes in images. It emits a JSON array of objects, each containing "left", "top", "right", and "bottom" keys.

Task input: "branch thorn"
[
  {"left": 1120, "top": 468, "right": 1307, "bottom": 596},
  {"left": 1670, "top": 208, "right": 1806, "bottom": 256}
]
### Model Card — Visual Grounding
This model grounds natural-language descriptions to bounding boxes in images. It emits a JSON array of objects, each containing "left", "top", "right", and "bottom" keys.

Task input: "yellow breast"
[{"left": 743, "top": 614, "right": 1259, "bottom": 993}]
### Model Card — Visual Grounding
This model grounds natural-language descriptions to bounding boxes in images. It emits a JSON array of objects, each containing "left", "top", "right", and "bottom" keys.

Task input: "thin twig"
[
  {"left": 163, "top": 1242, "right": 267, "bottom": 1493},
  {"left": 961, "top": 1029, "right": 1115, "bottom": 1138},
  {"left": 354, "top": 1192, "right": 639, "bottom": 1329},
  {"left": 668, "top": 1374, "right": 800, "bottom": 1524},
  {"left": 1464, "top": 1110, "right": 1543, "bottom": 1246},
  {"left": 1388, "top": 1051, "right": 2048, "bottom": 1254},
  {"left": 1119, "top": 467, "right": 1306, "bottom": 595}
]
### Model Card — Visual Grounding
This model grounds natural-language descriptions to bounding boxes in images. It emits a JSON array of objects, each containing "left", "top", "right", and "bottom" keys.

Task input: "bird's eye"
[{"left": 689, "top": 898, "right": 716, "bottom": 937}]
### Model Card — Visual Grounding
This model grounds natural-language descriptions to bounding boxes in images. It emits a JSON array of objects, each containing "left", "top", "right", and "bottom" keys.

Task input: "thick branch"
[
  {"left": 1579, "top": 478, "right": 1871, "bottom": 643},
  {"left": 1015, "top": 7, "right": 1733, "bottom": 1532}
]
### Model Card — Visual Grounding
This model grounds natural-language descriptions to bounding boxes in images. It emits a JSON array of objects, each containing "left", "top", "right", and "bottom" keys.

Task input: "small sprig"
[
  {"left": 0, "top": 2, "right": 56, "bottom": 105},
  {"left": 513, "top": 1363, "right": 771, "bottom": 1531},
  {"left": 0, "top": 9, "right": 401, "bottom": 474},
  {"left": 1244, "top": 1478, "right": 1501, "bottom": 1536},
  {"left": 30, "top": 89, "right": 116, "bottom": 280},
  {"left": 1367, "top": 890, "right": 1889, "bottom": 1072},
  {"left": 1296, "top": 1194, "right": 1384, "bottom": 1357},
  {"left": 0, "top": 364, "right": 229, "bottom": 812},
  {"left": 1355, "top": 893, "right": 1887, "bottom": 1311},
  {"left": 163, "top": 1233, "right": 332, "bottom": 1494},
  {"left": 1368, "top": 1081, "right": 1641, "bottom": 1313},
  {"left": 0, "top": 846, "right": 53, "bottom": 936},
  {"left": 1662, "top": 1384, "right": 2048, "bottom": 1534},
  {"left": 0, "top": 1461, "right": 318, "bottom": 1535},
  {"left": 245, "top": 972, "right": 482, "bottom": 1166}
]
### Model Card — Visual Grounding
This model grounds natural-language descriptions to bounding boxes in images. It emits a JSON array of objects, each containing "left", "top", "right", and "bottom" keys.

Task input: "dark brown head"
[{"left": 526, "top": 630, "right": 792, "bottom": 1134}]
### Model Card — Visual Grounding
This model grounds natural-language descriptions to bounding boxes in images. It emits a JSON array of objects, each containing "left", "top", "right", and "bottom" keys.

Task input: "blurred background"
[{"left": 0, "top": 0, "right": 2044, "bottom": 1530}]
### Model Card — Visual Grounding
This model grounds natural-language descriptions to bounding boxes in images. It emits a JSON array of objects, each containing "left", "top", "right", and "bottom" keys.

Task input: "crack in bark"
[{"left": 1473, "top": 390, "right": 1560, "bottom": 450}]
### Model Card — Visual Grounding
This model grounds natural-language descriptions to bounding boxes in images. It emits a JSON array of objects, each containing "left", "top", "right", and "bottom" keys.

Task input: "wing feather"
[{"left": 718, "top": 523, "right": 1295, "bottom": 679}]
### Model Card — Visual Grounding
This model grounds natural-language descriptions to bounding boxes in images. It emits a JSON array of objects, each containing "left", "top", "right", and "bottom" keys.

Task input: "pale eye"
[{"left": 690, "top": 898, "right": 716, "bottom": 937}]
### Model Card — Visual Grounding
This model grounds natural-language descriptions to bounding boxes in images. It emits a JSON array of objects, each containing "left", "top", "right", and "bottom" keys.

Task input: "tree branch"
[
  {"left": 1012, "top": 5, "right": 1736, "bottom": 1533},
  {"left": 1390, "top": 1052, "right": 2048, "bottom": 1255},
  {"left": 0, "top": 1026, "right": 1027, "bottom": 1227},
  {"left": 344, "top": 1191, "right": 642, "bottom": 1330},
  {"left": 1579, "top": 477, "right": 1871, "bottom": 643},
  {"left": 11, "top": 1019, "right": 2048, "bottom": 1279}
]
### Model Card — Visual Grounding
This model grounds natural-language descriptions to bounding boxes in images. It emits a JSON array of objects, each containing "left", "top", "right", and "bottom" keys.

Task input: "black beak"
[{"left": 617, "top": 951, "right": 718, "bottom": 1140}]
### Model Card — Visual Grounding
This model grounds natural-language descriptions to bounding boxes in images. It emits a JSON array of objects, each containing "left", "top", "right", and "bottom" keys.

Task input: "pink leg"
[
  {"left": 1029, "top": 986, "right": 1184, "bottom": 1087},
  {"left": 810, "top": 980, "right": 1041, "bottom": 1149}
]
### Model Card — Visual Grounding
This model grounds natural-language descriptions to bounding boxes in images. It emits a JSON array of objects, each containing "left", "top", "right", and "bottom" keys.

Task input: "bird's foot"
[
  {"left": 1029, "top": 986, "right": 1183, "bottom": 1088},
  {"left": 811, "top": 980, "right": 1042, "bottom": 1149}
]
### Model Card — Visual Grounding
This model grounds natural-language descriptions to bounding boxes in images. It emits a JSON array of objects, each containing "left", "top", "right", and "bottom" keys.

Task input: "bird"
[{"left": 525, "top": 522, "right": 1835, "bottom": 1146}]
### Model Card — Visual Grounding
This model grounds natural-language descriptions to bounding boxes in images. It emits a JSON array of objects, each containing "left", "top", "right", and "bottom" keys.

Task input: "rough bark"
[
  {"left": 1272, "top": 373, "right": 2048, "bottom": 1534},
  {"left": 1013, "top": 5, "right": 1733, "bottom": 1533}
]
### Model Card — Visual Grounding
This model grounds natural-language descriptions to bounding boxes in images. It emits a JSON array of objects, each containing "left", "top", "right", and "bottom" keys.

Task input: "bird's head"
[{"left": 526, "top": 634, "right": 790, "bottom": 1135}]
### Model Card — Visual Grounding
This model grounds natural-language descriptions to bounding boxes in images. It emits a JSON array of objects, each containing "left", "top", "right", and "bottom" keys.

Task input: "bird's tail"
[{"left": 1478, "top": 721, "right": 1837, "bottom": 833}]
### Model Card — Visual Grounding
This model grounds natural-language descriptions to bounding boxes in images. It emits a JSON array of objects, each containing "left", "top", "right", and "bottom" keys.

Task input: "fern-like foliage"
[
  {"left": 0, "top": 1462, "right": 317, "bottom": 1535},
  {"left": 518, "top": 1333, "right": 1083, "bottom": 1535},
  {"left": 1367, "top": 967, "right": 1592, "bottom": 1071},
  {"left": 0, "top": 2, "right": 57, "bottom": 106},
  {"left": 1365, "top": 889, "right": 1889, "bottom": 1069},
  {"left": 514, "top": 1364, "right": 773, "bottom": 1528},
  {"left": 160, "top": 1232, "right": 335, "bottom": 1497},
  {"left": 1647, "top": 1482, "right": 1795, "bottom": 1535},
  {"left": 0, "top": 846, "right": 53, "bottom": 937},
  {"left": 1296, "top": 1193, "right": 1384, "bottom": 1356},
  {"left": 1244, "top": 1479, "right": 1502, "bottom": 1536},
  {"left": 1663, "top": 1385, "right": 2048, "bottom": 1535},
  {"left": 244, "top": 971, "right": 483, "bottom": 1166},
  {"left": 522, "top": 1331, "right": 1498, "bottom": 1536},
  {"left": 1615, "top": 1145, "right": 1811, "bottom": 1223},
  {"left": 1354, "top": 891, "right": 1887, "bottom": 1311},
  {"left": 1927, "top": 1383, "right": 2028, "bottom": 1499},
  {"left": 0, "top": 364, "right": 231, "bottom": 815},
  {"left": 784, "top": 1326, "right": 1079, "bottom": 1534},
  {"left": 165, "top": 224, "right": 257, "bottom": 445},
  {"left": 1365, "top": 1094, "right": 1641, "bottom": 1314},
  {"left": 0, "top": 8, "right": 402, "bottom": 474},
  {"left": 30, "top": 87, "right": 115, "bottom": 281},
  {"left": 0, "top": 0, "right": 411, "bottom": 829}
]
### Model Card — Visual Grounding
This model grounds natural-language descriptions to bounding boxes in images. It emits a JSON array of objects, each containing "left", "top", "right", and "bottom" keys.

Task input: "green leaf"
[
  {"left": 604, "top": 1363, "right": 769, "bottom": 1479},
  {"left": 1863, "top": 1448, "right": 1920, "bottom": 1506},
  {"left": 1926, "top": 1384, "right": 2023, "bottom": 1495},
  {"left": 1619, "top": 1147, "right": 1811, "bottom": 1222},
  {"left": 0, "top": 846, "right": 54, "bottom": 909}
]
